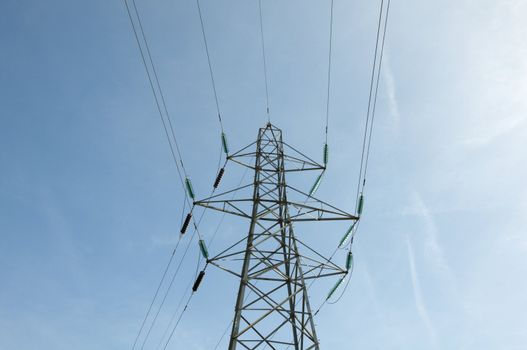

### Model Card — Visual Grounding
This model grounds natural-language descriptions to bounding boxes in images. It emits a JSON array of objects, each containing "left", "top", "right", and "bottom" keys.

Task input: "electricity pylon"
[{"left": 195, "top": 123, "right": 358, "bottom": 350}]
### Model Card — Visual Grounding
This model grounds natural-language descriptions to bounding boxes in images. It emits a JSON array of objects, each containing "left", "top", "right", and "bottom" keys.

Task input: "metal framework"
[{"left": 195, "top": 123, "right": 358, "bottom": 350}]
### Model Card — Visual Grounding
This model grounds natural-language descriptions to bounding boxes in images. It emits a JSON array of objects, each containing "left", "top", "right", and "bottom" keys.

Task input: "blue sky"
[{"left": 1, "top": 0, "right": 526, "bottom": 349}]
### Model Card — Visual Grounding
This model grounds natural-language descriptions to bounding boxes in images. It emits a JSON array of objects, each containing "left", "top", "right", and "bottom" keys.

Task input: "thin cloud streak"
[
  {"left": 407, "top": 191, "right": 465, "bottom": 307},
  {"left": 383, "top": 54, "right": 400, "bottom": 127},
  {"left": 362, "top": 263, "right": 386, "bottom": 324},
  {"left": 408, "top": 192, "right": 453, "bottom": 281},
  {"left": 463, "top": 114, "right": 526, "bottom": 148},
  {"left": 406, "top": 235, "right": 437, "bottom": 346},
  {"left": 461, "top": 0, "right": 527, "bottom": 148}
]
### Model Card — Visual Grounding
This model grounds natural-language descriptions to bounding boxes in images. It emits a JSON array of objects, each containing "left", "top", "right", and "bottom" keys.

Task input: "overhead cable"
[
  {"left": 355, "top": 0, "right": 391, "bottom": 210},
  {"left": 123, "top": 1, "right": 218, "bottom": 348},
  {"left": 196, "top": 0, "right": 225, "bottom": 133},
  {"left": 324, "top": 0, "right": 335, "bottom": 145},
  {"left": 258, "top": 0, "right": 271, "bottom": 122}
]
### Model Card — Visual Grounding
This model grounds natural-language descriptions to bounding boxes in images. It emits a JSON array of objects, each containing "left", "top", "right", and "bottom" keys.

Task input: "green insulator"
[
  {"left": 185, "top": 177, "right": 195, "bottom": 199},
  {"left": 198, "top": 239, "right": 209, "bottom": 259},
  {"left": 309, "top": 173, "right": 323, "bottom": 196},
  {"left": 221, "top": 132, "right": 229, "bottom": 155},
  {"left": 326, "top": 277, "right": 345, "bottom": 300},
  {"left": 346, "top": 251, "right": 354, "bottom": 271},
  {"left": 339, "top": 222, "right": 356, "bottom": 248},
  {"left": 358, "top": 194, "right": 364, "bottom": 216},
  {"left": 323, "top": 143, "right": 329, "bottom": 165}
]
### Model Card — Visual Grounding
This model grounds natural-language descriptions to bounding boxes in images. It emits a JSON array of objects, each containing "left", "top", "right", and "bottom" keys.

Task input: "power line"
[
  {"left": 154, "top": 280, "right": 193, "bottom": 350},
  {"left": 283, "top": 0, "right": 393, "bottom": 327},
  {"left": 124, "top": 0, "right": 204, "bottom": 222},
  {"left": 325, "top": 0, "right": 335, "bottom": 145},
  {"left": 123, "top": 0, "right": 187, "bottom": 189},
  {"left": 123, "top": 2, "right": 223, "bottom": 348},
  {"left": 213, "top": 320, "right": 232, "bottom": 350},
  {"left": 363, "top": 0, "right": 391, "bottom": 181},
  {"left": 212, "top": 280, "right": 258, "bottom": 349},
  {"left": 125, "top": 0, "right": 213, "bottom": 221},
  {"left": 331, "top": 0, "right": 392, "bottom": 304},
  {"left": 258, "top": 0, "right": 271, "bottom": 122},
  {"left": 354, "top": 0, "right": 387, "bottom": 211},
  {"left": 141, "top": 154, "right": 229, "bottom": 348},
  {"left": 140, "top": 144, "right": 227, "bottom": 348},
  {"left": 316, "top": 0, "right": 392, "bottom": 314},
  {"left": 131, "top": 0, "right": 190, "bottom": 176},
  {"left": 123, "top": 2, "right": 194, "bottom": 348},
  {"left": 154, "top": 251, "right": 203, "bottom": 350},
  {"left": 196, "top": 0, "right": 225, "bottom": 133},
  {"left": 160, "top": 250, "right": 208, "bottom": 349},
  {"left": 162, "top": 292, "right": 195, "bottom": 350},
  {"left": 130, "top": 242, "right": 180, "bottom": 350},
  {"left": 137, "top": 219, "right": 205, "bottom": 350},
  {"left": 136, "top": 150, "right": 227, "bottom": 348}
]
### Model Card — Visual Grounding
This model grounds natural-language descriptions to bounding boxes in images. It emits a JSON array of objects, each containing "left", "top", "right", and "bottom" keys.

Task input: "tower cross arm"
[
  {"left": 284, "top": 200, "right": 358, "bottom": 222},
  {"left": 194, "top": 196, "right": 358, "bottom": 222}
]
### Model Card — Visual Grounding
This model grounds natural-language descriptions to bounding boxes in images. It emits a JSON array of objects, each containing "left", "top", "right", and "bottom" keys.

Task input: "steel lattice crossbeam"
[{"left": 195, "top": 123, "right": 357, "bottom": 350}]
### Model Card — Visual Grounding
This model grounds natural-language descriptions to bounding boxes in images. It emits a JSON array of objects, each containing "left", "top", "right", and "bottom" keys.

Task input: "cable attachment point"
[
  {"left": 185, "top": 177, "right": 196, "bottom": 200},
  {"left": 338, "top": 221, "right": 357, "bottom": 248},
  {"left": 326, "top": 276, "right": 345, "bottom": 301},
  {"left": 323, "top": 143, "right": 329, "bottom": 165},
  {"left": 309, "top": 173, "right": 324, "bottom": 197},
  {"left": 357, "top": 194, "right": 364, "bottom": 216},
  {"left": 221, "top": 132, "right": 229, "bottom": 155},
  {"left": 346, "top": 251, "right": 353, "bottom": 271},
  {"left": 198, "top": 239, "right": 209, "bottom": 260}
]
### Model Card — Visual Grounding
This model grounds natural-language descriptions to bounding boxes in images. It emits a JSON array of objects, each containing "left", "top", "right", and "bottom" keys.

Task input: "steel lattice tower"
[{"left": 196, "top": 123, "right": 358, "bottom": 350}]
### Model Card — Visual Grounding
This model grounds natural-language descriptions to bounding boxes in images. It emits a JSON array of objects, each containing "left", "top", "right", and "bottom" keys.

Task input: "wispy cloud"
[
  {"left": 150, "top": 233, "right": 179, "bottom": 248},
  {"left": 383, "top": 53, "right": 400, "bottom": 127},
  {"left": 405, "top": 192, "right": 453, "bottom": 281},
  {"left": 362, "top": 263, "right": 386, "bottom": 323},
  {"left": 463, "top": 114, "right": 526, "bottom": 148},
  {"left": 460, "top": 0, "right": 527, "bottom": 148},
  {"left": 406, "top": 235, "right": 437, "bottom": 346}
]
